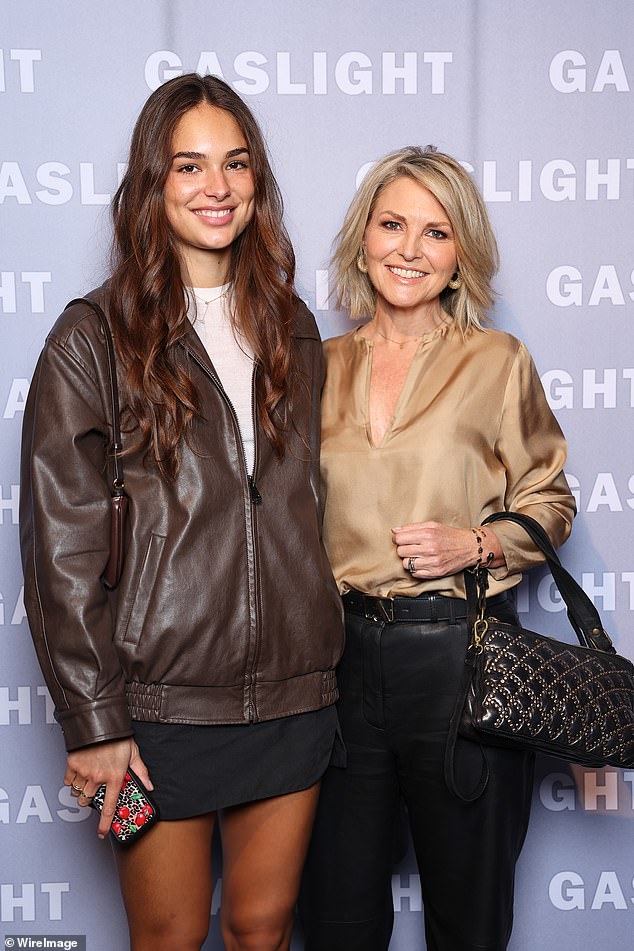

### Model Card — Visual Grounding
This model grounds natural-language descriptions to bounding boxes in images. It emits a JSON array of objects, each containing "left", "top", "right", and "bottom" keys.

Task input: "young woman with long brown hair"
[{"left": 20, "top": 73, "right": 343, "bottom": 951}]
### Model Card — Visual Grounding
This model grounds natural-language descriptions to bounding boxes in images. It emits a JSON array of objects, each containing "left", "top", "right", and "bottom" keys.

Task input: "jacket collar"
[{"left": 178, "top": 319, "right": 219, "bottom": 379}]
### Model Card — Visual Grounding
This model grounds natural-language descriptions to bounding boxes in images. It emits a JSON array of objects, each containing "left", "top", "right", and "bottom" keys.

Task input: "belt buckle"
[{"left": 364, "top": 597, "right": 395, "bottom": 624}]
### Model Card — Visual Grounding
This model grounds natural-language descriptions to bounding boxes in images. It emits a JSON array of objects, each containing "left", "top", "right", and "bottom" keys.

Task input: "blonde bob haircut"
[{"left": 331, "top": 145, "right": 499, "bottom": 333}]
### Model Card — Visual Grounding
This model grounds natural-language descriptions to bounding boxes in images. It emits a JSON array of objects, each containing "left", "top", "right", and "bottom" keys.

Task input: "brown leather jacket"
[{"left": 20, "top": 288, "right": 344, "bottom": 751}]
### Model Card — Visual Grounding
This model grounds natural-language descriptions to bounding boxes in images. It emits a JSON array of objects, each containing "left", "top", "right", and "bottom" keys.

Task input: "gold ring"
[{"left": 71, "top": 782, "right": 85, "bottom": 793}]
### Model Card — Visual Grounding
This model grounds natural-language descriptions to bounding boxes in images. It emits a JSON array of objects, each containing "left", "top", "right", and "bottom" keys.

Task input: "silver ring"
[
  {"left": 407, "top": 556, "right": 417, "bottom": 573},
  {"left": 71, "top": 782, "right": 85, "bottom": 793}
]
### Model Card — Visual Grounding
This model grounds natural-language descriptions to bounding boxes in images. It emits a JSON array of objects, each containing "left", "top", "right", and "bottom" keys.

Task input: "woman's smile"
[{"left": 386, "top": 264, "right": 429, "bottom": 280}]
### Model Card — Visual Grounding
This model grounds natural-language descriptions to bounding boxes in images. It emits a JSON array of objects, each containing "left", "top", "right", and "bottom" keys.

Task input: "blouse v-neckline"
[{"left": 355, "top": 322, "right": 451, "bottom": 450}]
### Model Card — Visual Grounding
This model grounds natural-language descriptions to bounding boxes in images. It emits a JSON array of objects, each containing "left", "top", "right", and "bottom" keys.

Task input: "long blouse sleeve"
[{"left": 488, "top": 341, "right": 576, "bottom": 579}]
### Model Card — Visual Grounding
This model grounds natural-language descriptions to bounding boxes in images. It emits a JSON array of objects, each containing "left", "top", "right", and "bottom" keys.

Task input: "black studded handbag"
[
  {"left": 445, "top": 511, "right": 634, "bottom": 801},
  {"left": 66, "top": 298, "right": 128, "bottom": 590}
]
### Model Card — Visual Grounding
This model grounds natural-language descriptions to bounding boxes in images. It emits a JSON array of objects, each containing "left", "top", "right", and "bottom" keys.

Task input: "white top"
[{"left": 189, "top": 285, "right": 255, "bottom": 474}]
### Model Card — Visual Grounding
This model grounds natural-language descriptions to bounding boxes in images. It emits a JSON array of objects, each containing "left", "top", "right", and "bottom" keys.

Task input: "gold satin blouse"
[{"left": 320, "top": 320, "right": 575, "bottom": 599}]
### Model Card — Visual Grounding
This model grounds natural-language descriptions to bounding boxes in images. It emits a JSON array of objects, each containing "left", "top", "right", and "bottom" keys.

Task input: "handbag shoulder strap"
[
  {"left": 65, "top": 297, "right": 125, "bottom": 497},
  {"left": 480, "top": 511, "right": 614, "bottom": 653}
]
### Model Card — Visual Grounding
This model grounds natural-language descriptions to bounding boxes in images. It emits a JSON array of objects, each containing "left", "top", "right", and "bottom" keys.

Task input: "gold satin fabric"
[{"left": 320, "top": 321, "right": 575, "bottom": 599}]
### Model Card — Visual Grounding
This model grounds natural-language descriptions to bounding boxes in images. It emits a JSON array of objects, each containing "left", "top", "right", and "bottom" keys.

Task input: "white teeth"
[
  {"left": 194, "top": 208, "right": 232, "bottom": 219},
  {"left": 388, "top": 266, "right": 426, "bottom": 278}
]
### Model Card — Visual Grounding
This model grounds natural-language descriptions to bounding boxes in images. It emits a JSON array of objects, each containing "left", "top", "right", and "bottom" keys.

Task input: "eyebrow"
[
  {"left": 378, "top": 209, "right": 452, "bottom": 228},
  {"left": 171, "top": 147, "right": 250, "bottom": 161},
  {"left": 378, "top": 209, "right": 407, "bottom": 223}
]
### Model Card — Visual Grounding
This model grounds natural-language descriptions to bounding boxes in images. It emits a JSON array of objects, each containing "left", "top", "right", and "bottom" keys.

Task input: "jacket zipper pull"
[{"left": 249, "top": 475, "right": 262, "bottom": 505}]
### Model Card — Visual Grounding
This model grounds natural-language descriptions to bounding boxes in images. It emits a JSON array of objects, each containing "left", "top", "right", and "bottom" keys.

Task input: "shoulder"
[
  {"left": 292, "top": 298, "right": 321, "bottom": 341},
  {"left": 453, "top": 326, "right": 536, "bottom": 374},
  {"left": 323, "top": 328, "right": 359, "bottom": 360},
  {"left": 48, "top": 284, "right": 110, "bottom": 346},
  {"left": 44, "top": 284, "right": 111, "bottom": 380},
  {"left": 458, "top": 326, "right": 524, "bottom": 359}
]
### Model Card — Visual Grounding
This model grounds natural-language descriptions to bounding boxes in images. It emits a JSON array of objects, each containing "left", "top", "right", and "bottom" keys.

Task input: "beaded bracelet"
[{"left": 471, "top": 527, "right": 495, "bottom": 568}]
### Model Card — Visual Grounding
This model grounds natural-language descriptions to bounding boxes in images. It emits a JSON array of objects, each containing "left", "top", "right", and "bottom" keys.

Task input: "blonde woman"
[{"left": 301, "top": 146, "right": 575, "bottom": 951}]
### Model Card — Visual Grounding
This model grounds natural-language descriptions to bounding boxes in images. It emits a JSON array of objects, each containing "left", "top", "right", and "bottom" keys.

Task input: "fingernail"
[{"left": 98, "top": 834, "right": 105, "bottom": 840}]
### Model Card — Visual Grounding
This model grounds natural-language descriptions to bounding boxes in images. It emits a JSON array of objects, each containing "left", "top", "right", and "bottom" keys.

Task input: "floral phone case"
[{"left": 91, "top": 767, "right": 159, "bottom": 846}]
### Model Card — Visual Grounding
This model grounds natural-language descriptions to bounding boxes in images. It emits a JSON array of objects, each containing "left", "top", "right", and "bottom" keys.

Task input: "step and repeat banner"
[{"left": 1, "top": 2, "right": 633, "bottom": 949}]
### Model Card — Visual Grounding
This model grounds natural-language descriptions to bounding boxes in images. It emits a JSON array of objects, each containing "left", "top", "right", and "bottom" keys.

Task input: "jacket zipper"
[
  {"left": 247, "top": 369, "right": 262, "bottom": 721},
  {"left": 186, "top": 348, "right": 261, "bottom": 722},
  {"left": 248, "top": 475, "right": 262, "bottom": 504}
]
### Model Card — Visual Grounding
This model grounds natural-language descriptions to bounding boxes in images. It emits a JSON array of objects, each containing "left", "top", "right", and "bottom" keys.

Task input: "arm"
[
  {"left": 393, "top": 342, "right": 575, "bottom": 579},
  {"left": 486, "top": 341, "right": 575, "bottom": 578},
  {"left": 20, "top": 328, "right": 133, "bottom": 751}
]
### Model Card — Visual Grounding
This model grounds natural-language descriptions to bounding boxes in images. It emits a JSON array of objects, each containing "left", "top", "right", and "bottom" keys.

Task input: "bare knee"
[
  {"left": 221, "top": 906, "right": 294, "bottom": 951},
  {"left": 116, "top": 813, "right": 215, "bottom": 951}
]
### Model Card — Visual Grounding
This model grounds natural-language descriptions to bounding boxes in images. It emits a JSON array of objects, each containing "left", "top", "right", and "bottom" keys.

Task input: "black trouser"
[{"left": 301, "top": 593, "right": 534, "bottom": 951}]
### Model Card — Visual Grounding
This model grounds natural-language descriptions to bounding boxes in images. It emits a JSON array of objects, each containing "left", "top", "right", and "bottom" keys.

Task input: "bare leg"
[
  {"left": 115, "top": 814, "right": 215, "bottom": 951},
  {"left": 219, "top": 784, "right": 320, "bottom": 951}
]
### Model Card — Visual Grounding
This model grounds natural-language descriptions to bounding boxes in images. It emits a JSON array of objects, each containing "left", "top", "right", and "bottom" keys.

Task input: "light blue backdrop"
[{"left": 2, "top": 2, "right": 633, "bottom": 948}]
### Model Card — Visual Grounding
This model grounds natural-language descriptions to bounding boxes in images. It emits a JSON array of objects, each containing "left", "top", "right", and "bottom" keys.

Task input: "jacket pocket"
[{"left": 120, "top": 533, "right": 166, "bottom": 647}]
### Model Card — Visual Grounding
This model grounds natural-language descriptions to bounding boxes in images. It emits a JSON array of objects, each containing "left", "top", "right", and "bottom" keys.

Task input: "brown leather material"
[
  {"left": 20, "top": 286, "right": 344, "bottom": 751},
  {"left": 65, "top": 296, "right": 128, "bottom": 590}
]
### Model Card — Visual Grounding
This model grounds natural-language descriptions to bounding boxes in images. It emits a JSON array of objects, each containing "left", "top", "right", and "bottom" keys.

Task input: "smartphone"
[{"left": 91, "top": 767, "right": 160, "bottom": 846}]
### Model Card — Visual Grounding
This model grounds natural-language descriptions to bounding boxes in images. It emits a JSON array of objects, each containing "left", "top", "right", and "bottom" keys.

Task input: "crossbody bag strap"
[
  {"left": 443, "top": 650, "right": 490, "bottom": 803},
  {"left": 65, "top": 297, "right": 125, "bottom": 498}
]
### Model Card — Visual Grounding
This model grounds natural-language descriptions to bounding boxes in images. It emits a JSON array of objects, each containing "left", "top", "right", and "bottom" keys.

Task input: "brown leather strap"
[
  {"left": 65, "top": 297, "right": 127, "bottom": 589},
  {"left": 66, "top": 297, "right": 125, "bottom": 495}
]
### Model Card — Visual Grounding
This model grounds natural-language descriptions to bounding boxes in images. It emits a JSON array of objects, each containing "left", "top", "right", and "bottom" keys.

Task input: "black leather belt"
[{"left": 342, "top": 589, "right": 512, "bottom": 624}]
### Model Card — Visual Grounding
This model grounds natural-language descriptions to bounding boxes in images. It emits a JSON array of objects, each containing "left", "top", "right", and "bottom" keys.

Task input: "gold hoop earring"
[
  {"left": 448, "top": 273, "right": 462, "bottom": 290},
  {"left": 357, "top": 249, "right": 368, "bottom": 274}
]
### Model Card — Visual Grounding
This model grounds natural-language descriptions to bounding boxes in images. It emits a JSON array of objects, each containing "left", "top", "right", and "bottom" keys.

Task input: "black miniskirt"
[{"left": 133, "top": 705, "right": 345, "bottom": 821}]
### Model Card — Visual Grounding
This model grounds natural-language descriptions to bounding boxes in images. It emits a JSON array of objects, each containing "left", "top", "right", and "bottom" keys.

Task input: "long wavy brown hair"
[{"left": 109, "top": 73, "right": 298, "bottom": 478}]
